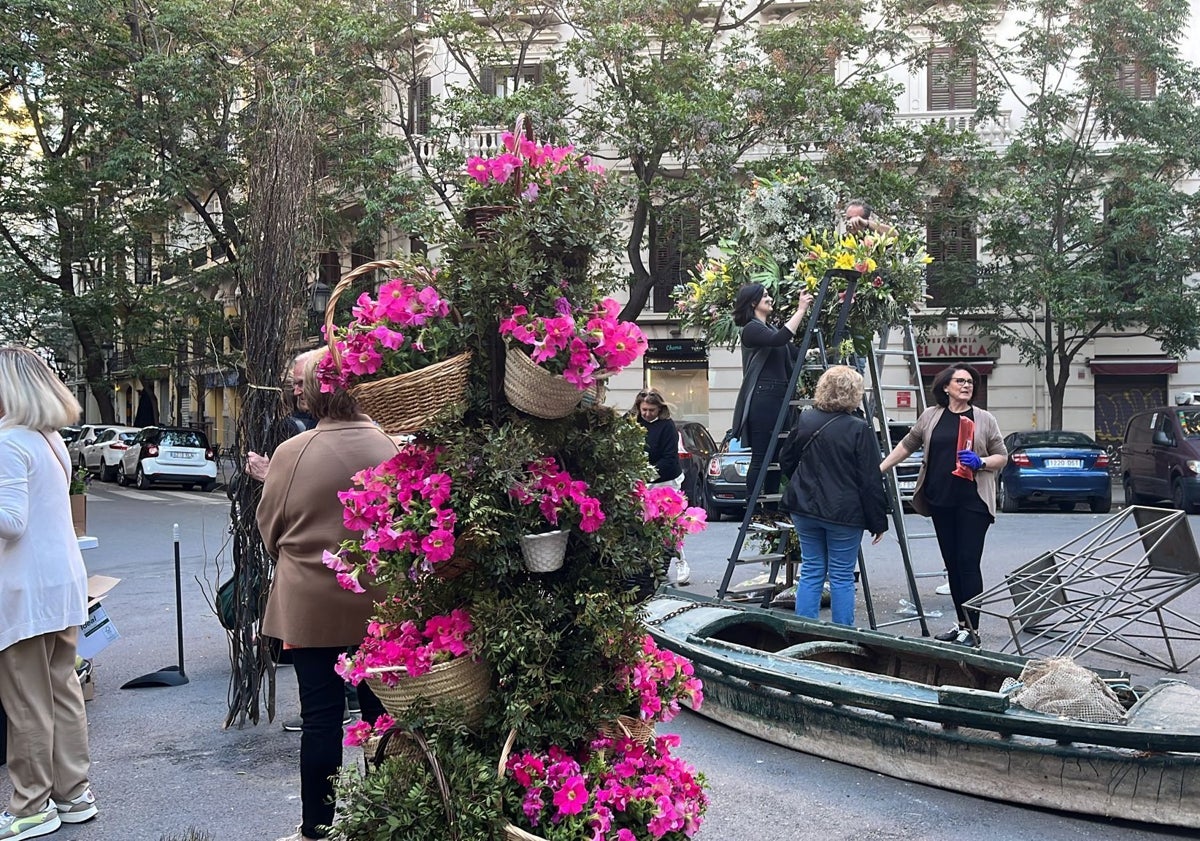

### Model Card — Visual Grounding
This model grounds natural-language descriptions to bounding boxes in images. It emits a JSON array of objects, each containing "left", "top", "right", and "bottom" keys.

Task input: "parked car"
[
  {"left": 882, "top": 422, "right": 923, "bottom": 511},
  {"left": 1121, "top": 406, "right": 1200, "bottom": 513},
  {"left": 676, "top": 420, "right": 717, "bottom": 508},
  {"left": 118, "top": 426, "right": 218, "bottom": 491},
  {"left": 705, "top": 437, "right": 751, "bottom": 521},
  {"left": 79, "top": 426, "right": 141, "bottom": 482},
  {"left": 59, "top": 425, "right": 83, "bottom": 445},
  {"left": 999, "top": 430, "right": 1111, "bottom": 513},
  {"left": 67, "top": 424, "right": 113, "bottom": 468}
]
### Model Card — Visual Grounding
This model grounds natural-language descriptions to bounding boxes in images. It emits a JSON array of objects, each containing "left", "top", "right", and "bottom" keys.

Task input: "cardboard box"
[{"left": 78, "top": 575, "right": 121, "bottom": 659}]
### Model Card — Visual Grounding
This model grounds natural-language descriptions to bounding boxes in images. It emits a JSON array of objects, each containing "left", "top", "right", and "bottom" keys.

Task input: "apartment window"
[
  {"left": 480, "top": 63, "right": 543, "bottom": 97},
  {"left": 925, "top": 201, "right": 977, "bottom": 308},
  {"left": 1117, "top": 61, "right": 1156, "bottom": 100},
  {"left": 134, "top": 236, "right": 153, "bottom": 285},
  {"left": 928, "top": 47, "right": 976, "bottom": 111},
  {"left": 408, "top": 76, "right": 432, "bottom": 134},
  {"left": 651, "top": 207, "right": 701, "bottom": 314}
]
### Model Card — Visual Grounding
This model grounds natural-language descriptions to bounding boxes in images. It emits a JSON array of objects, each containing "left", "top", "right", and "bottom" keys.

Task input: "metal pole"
[{"left": 174, "top": 523, "right": 186, "bottom": 678}]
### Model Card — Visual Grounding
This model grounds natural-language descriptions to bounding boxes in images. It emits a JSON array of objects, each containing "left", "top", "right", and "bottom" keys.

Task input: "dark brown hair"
[{"left": 931, "top": 363, "right": 980, "bottom": 408}]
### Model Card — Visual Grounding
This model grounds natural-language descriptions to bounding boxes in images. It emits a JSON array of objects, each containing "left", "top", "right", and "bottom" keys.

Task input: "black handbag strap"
[{"left": 794, "top": 413, "right": 847, "bottom": 462}]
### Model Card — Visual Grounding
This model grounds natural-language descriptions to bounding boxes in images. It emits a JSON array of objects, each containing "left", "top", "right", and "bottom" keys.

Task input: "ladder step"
[
  {"left": 733, "top": 553, "right": 786, "bottom": 565},
  {"left": 755, "top": 493, "right": 783, "bottom": 504},
  {"left": 874, "top": 348, "right": 917, "bottom": 356},
  {"left": 748, "top": 520, "right": 795, "bottom": 534},
  {"left": 876, "top": 383, "right": 920, "bottom": 390}
]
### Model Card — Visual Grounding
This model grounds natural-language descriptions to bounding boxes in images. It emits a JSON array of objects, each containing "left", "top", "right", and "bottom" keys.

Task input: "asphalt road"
[{"left": 3, "top": 482, "right": 1196, "bottom": 840}]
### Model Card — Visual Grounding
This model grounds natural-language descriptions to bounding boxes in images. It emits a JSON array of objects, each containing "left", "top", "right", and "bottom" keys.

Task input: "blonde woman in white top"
[{"left": 0, "top": 347, "right": 97, "bottom": 840}]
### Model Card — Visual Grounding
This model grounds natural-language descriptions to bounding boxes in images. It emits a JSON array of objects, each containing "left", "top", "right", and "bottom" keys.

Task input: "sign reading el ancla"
[{"left": 917, "top": 335, "right": 994, "bottom": 358}]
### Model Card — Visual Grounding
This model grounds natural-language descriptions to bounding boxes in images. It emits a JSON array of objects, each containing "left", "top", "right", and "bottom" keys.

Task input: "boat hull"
[{"left": 646, "top": 593, "right": 1200, "bottom": 829}]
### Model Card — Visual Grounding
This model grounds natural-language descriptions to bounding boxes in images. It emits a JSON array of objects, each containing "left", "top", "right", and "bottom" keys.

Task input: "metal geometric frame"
[{"left": 964, "top": 506, "right": 1200, "bottom": 672}]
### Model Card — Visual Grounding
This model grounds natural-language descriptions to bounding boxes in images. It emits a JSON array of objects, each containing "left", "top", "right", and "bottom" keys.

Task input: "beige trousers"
[{"left": 0, "top": 626, "right": 92, "bottom": 815}]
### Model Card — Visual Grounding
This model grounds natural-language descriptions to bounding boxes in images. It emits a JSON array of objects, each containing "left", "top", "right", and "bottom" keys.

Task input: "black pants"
[
  {"left": 291, "top": 646, "right": 384, "bottom": 838},
  {"left": 745, "top": 379, "right": 789, "bottom": 501},
  {"left": 928, "top": 504, "right": 992, "bottom": 630}
]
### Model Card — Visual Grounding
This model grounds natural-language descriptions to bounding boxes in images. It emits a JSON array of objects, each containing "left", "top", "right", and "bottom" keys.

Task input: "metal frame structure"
[{"left": 964, "top": 506, "right": 1200, "bottom": 672}]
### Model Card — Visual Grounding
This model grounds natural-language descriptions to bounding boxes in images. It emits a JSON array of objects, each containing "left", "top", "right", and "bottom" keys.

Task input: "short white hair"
[{"left": 0, "top": 347, "right": 82, "bottom": 431}]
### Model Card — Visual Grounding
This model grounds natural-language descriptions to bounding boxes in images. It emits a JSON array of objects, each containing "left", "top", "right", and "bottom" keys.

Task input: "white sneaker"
[
  {"left": 935, "top": 582, "right": 952, "bottom": 595},
  {"left": 56, "top": 787, "right": 97, "bottom": 824},
  {"left": 673, "top": 557, "right": 691, "bottom": 586},
  {"left": 0, "top": 801, "right": 61, "bottom": 840}
]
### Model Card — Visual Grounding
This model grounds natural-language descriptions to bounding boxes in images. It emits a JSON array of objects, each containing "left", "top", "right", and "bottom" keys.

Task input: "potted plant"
[
  {"left": 499, "top": 729, "right": 709, "bottom": 841},
  {"left": 508, "top": 456, "right": 607, "bottom": 572},
  {"left": 317, "top": 258, "right": 472, "bottom": 434},
  {"left": 334, "top": 608, "right": 490, "bottom": 727},
  {"left": 500, "top": 297, "right": 647, "bottom": 418},
  {"left": 69, "top": 466, "right": 89, "bottom": 537}
]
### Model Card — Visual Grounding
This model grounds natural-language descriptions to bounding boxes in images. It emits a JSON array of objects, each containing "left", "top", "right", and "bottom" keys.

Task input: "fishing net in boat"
[{"left": 1000, "top": 657, "right": 1126, "bottom": 724}]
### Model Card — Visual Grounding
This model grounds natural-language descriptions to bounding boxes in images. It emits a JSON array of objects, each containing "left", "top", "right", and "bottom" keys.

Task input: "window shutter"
[
  {"left": 928, "top": 47, "right": 976, "bottom": 110},
  {"left": 480, "top": 66, "right": 495, "bottom": 96},
  {"left": 651, "top": 207, "right": 701, "bottom": 313},
  {"left": 409, "top": 76, "right": 432, "bottom": 134}
]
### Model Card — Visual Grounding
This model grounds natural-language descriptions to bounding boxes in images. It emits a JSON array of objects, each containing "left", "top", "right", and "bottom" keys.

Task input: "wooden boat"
[{"left": 645, "top": 590, "right": 1200, "bottom": 830}]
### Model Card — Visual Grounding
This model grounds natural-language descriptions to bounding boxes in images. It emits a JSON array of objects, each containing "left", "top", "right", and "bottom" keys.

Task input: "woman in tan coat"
[{"left": 258, "top": 352, "right": 400, "bottom": 841}]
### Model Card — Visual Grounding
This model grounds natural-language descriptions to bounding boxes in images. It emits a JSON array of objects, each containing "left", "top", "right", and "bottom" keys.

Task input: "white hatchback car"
[
  {"left": 80, "top": 426, "right": 141, "bottom": 482},
  {"left": 118, "top": 426, "right": 218, "bottom": 491}
]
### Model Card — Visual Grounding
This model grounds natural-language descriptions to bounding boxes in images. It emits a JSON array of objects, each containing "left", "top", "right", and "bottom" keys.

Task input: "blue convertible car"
[{"left": 998, "top": 430, "right": 1112, "bottom": 513}]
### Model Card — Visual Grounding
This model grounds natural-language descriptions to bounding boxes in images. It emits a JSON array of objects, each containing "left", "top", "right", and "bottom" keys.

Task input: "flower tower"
[{"left": 324, "top": 119, "right": 710, "bottom": 841}]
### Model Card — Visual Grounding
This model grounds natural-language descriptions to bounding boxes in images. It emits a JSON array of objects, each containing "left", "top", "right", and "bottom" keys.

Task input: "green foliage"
[{"left": 331, "top": 722, "right": 505, "bottom": 841}]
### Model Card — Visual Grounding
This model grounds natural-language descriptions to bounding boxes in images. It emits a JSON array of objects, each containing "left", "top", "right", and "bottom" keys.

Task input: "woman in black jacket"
[
  {"left": 730, "top": 283, "right": 813, "bottom": 498},
  {"left": 634, "top": 389, "right": 682, "bottom": 486},
  {"left": 779, "top": 366, "right": 887, "bottom": 626}
]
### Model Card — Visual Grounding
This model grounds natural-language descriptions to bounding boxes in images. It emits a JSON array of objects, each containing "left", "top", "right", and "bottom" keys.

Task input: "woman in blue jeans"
[{"left": 778, "top": 366, "right": 888, "bottom": 625}]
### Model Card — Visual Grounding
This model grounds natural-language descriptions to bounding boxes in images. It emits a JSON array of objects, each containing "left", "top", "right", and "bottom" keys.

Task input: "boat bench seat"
[{"left": 776, "top": 640, "right": 869, "bottom": 661}]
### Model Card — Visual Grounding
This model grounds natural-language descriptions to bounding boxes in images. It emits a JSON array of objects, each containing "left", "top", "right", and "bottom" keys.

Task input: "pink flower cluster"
[
  {"left": 316, "top": 274, "right": 457, "bottom": 391},
  {"left": 336, "top": 609, "right": 474, "bottom": 687},
  {"left": 636, "top": 482, "right": 707, "bottom": 553},
  {"left": 465, "top": 132, "right": 605, "bottom": 203},
  {"left": 500, "top": 297, "right": 647, "bottom": 389},
  {"left": 510, "top": 457, "right": 606, "bottom": 533},
  {"left": 616, "top": 636, "right": 704, "bottom": 724},
  {"left": 326, "top": 443, "right": 457, "bottom": 583},
  {"left": 504, "top": 732, "right": 708, "bottom": 840},
  {"left": 343, "top": 713, "right": 397, "bottom": 748}
]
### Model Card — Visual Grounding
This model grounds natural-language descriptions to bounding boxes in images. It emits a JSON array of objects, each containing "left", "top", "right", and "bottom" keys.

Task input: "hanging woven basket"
[
  {"left": 504, "top": 343, "right": 594, "bottom": 419},
  {"left": 365, "top": 656, "right": 491, "bottom": 728},
  {"left": 323, "top": 258, "right": 472, "bottom": 435},
  {"left": 518, "top": 529, "right": 569, "bottom": 573},
  {"left": 463, "top": 114, "right": 536, "bottom": 242},
  {"left": 498, "top": 730, "right": 551, "bottom": 841},
  {"left": 598, "top": 714, "right": 656, "bottom": 746}
]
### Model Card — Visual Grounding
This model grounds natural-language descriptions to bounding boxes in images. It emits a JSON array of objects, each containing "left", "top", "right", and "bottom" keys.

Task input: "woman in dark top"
[
  {"left": 634, "top": 389, "right": 682, "bottom": 485},
  {"left": 779, "top": 366, "right": 887, "bottom": 626},
  {"left": 879, "top": 364, "right": 1007, "bottom": 647},
  {"left": 730, "top": 283, "right": 814, "bottom": 498}
]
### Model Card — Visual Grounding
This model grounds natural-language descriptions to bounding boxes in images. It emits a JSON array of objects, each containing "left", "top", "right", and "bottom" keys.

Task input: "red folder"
[{"left": 952, "top": 416, "right": 976, "bottom": 481}]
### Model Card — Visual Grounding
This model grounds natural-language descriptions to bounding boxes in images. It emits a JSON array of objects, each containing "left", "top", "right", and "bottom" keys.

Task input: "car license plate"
[
  {"left": 734, "top": 462, "right": 749, "bottom": 477},
  {"left": 171, "top": 450, "right": 195, "bottom": 459},
  {"left": 1045, "top": 459, "right": 1082, "bottom": 468}
]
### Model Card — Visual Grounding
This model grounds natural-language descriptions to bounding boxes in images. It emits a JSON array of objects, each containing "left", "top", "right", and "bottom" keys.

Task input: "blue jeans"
[{"left": 791, "top": 515, "right": 863, "bottom": 626}]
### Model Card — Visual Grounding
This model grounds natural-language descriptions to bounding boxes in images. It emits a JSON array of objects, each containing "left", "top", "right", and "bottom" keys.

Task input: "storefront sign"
[
  {"left": 896, "top": 391, "right": 912, "bottom": 408},
  {"left": 916, "top": 335, "right": 994, "bottom": 359}
]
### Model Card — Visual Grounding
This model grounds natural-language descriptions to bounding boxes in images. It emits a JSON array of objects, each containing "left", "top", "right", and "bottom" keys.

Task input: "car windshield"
[
  {"left": 726, "top": 437, "right": 748, "bottom": 453},
  {"left": 1015, "top": 431, "right": 1096, "bottom": 448},
  {"left": 118, "top": 432, "right": 138, "bottom": 444},
  {"left": 160, "top": 430, "right": 206, "bottom": 448},
  {"left": 1180, "top": 410, "right": 1200, "bottom": 438}
]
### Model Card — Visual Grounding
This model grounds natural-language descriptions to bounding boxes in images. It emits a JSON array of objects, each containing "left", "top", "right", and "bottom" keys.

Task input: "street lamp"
[{"left": 309, "top": 281, "right": 332, "bottom": 336}]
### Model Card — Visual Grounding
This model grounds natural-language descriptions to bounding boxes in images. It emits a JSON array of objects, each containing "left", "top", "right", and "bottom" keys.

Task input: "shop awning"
[{"left": 1087, "top": 357, "right": 1178, "bottom": 376}]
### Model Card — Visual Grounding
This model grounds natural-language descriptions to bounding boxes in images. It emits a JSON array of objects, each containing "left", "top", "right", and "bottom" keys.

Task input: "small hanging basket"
[
  {"left": 504, "top": 344, "right": 588, "bottom": 419},
  {"left": 324, "top": 258, "right": 472, "bottom": 435},
  {"left": 464, "top": 114, "right": 536, "bottom": 242},
  {"left": 365, "top": 656, "right": 491, "bottom": 728},
  {"left": 498, "top": 730, "right": 551, "bottom": 841},
  {"left": 518, "top": 529, "right": 569, "bottom": 573},
  {"left": 363, "top": 727, "right": 423, "bottom": 774},
  {"left": 598, "top": 714, "right": 656, "bottom": 746}
]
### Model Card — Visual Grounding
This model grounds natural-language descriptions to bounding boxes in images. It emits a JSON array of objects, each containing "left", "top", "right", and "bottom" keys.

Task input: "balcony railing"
[{"left": 895, "top": 109, "right": 1013, "bottom": 145}]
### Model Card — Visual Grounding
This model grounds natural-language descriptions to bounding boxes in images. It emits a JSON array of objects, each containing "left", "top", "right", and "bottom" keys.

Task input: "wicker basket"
[
  {"left": 598, "top": 714, "right": 656, "bottom": 745},
  {"left": 518, "top": 530, "right": 569, "bottom": 573},
  {"left": 465, "top": 204, "right": 516, "bottom": 241},
  {"left": 504, "top": 343, "right": 588, "bottom": 419},
  {"left": 365, "top": 656, "right": 491, "bottom": 727},
  {"left": 323, "top": 258, "right": 472, "bottom": 435},
  {"left": 363, "top": 728, "right": 422, "bottom": 773},
  {"left": 498, "top": 730, "right": 550, "bottom": 841}
]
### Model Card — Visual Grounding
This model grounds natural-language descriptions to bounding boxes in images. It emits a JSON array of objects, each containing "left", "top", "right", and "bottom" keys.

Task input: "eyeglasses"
[{"left": 951, "top": 378, "right": 974, "bottom": 386}]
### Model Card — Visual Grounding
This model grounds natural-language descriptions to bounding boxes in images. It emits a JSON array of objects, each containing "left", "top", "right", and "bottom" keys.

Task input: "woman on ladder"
[{"left": 730, "top": 283, "right": 814, "bottom": 501}]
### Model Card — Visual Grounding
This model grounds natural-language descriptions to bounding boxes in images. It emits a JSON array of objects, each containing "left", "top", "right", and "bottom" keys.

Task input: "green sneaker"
[{"left": 0, "top": 802, "right": 61, "bottom": 840}]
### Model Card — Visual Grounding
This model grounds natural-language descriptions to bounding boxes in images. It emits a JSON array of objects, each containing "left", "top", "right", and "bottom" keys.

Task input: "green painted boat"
[{"left": 645, "top": 591, "right": 1200, "bottom": 830}]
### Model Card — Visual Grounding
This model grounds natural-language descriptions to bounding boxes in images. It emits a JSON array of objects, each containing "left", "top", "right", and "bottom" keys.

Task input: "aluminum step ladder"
[{"left": 716, "top": 269, "right": 859, "bottom": 605}]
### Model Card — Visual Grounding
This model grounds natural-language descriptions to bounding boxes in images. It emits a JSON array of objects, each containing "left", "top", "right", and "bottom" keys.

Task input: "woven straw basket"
[
  {"left": 498, "top": 729, "right": 550, "bottom": 841},
  {"left": 365, "top": 656, "right": 491, "bottom": 728},
  {"left": 323, "top": 258, "right": 472, "bottom": 435},
  {"left": 504, "top": 343, "right": 589, "bottom": 419},
  {"left": 363, "top": 728, "right": 422, "bottom": 773},
  {"left": 518, "top": 530, "right": 569, "bottom": 573},
  {"left": 598, "top": 714, "right": 656, "bottom": 745}
]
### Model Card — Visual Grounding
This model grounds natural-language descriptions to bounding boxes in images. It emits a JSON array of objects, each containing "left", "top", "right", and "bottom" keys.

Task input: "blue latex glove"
[{"left": 957, "top": 449, "right": 984, "bottom": 472}]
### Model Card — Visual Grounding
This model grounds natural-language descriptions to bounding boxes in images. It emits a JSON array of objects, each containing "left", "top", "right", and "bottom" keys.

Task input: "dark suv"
[{"left": 118, "top": 426, "right": 218, "bottom": 491}]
